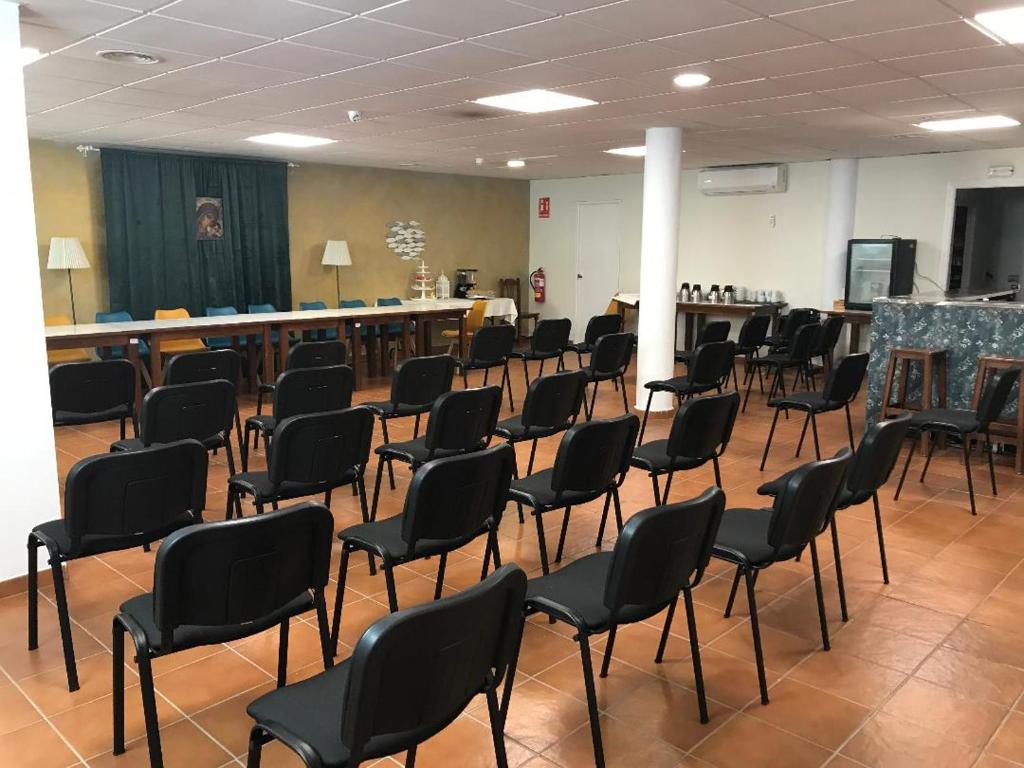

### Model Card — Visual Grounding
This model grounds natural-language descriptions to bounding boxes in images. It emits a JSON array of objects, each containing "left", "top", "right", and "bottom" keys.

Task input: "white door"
[{"left": 575, "top": 201, "right": 621, "bottom": 340}]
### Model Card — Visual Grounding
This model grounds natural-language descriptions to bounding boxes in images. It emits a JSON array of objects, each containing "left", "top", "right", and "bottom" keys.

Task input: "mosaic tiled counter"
[{"left": 865, "top": 295, "right": 1024, "bottom": 422}]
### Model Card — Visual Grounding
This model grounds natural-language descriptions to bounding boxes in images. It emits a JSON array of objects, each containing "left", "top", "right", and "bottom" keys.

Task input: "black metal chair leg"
[
  {"left": 795, "top": 410, "right": 811, "bottom": 458},
  {"left": 639, "top": 389, "right": 655, "bottom": 443},
  {"left": 242, "top": 423, "right": 251, "bottom": 472},
  {"left": 503, "top": 363, "right": 515, "bottom": 413},
  {"left": 534, "top": 507, "right": 550, "bottom": 575},
  {"left": 744, "top": 567, "right": 769, "bottom": 705},
  {"left": 433, "top": 552, "right": 448, "bottom": 600},
  {"left": 381, "top": 418, "right": 396, "bottom": 490},
  {"left": 964, "top": 439, "right": 977, "bottom": 516},
  {"left": 522, "top": 358, "right": 530, "bottom": 394},
  {"left": 655, "top": 597, "right": 677, "bottom": 664},
  {"left": 50, "top": 557, "right": 79, "bottom": 692},
  {"left": 137, "top": 649, "right": 164, "bottom": 768},
  {"left": 600, "top": 625, "right": 617, "bottom": 678},
  {"left": 589, "top": 381, "right": 599, "bottom": 421},
  {"left": 986, "top": 430, "right": 998, "bottom": 496},
  {"left": 663, "top": 470, "right": 675, "bottom": 504},
  {"left": 611, "top": 486, "right": 624, "bottom": 533},
  {"left": 330, "top": 547, "right": 351, "bottom": 656},
  {"left": 276, "top": 619, "right": 289, "bottom": 687},
  {"left": 247, "top": 727, "right": 268, "bottom": 768},
  {"left": 596, "top": 492, "right": 612, "bottom": 547},
  {"left": 486, "top": 686, "right": 510, "bottom": 768},
  {"left": 383, "top": 560, "right": 400, "bottom": 612},
  {"left": 554, "top": 506, "right": 572, "bottom": 564},
  {"left": 370, "top": 458, "right": 385, "bottom": 521},
  {"left": 413, "top": 413, "right": 421, "bottom": 439},
  {"left": 894, "top": 433, "right": 920, "bottom": 500},
  {"left": 527, "top": 439, "right": 538, "bottom": 475},
  {"left": 112, "top": 618, "right": 126, "bottom": 754},
  {"left": 650, "top": 473, "right": 662, "bottom": 506},
  {"left": 724, "top": 565, "right": 741, "bottom": 618},
  {"left": 872, "top": 493, "right": 890, "bottom": 584},
  {"left": 712, "top": 456, "right": 722, "bottom": 488},
  {"left": 829, "top": 518, "right": 849, "bottom": 622},
  {"left": 684, "top": 588, "right": 709, "bottom": 723},
  {"left": 920, "top": 431, "right": 938, "bottom": 482},
  {"left": 313, "top": 591, "right": 333, "bottom": 671},
  {"left": 810, "top": 412, "right": 822, "bottom": 460},
  {"left": 27, "top": 537, "right": 39, "bottom": 652},
  {"left": 578, "top": 634, "right": 606, "bottom": 768},
  {"left": 808, "top": 539, "right": 831, "bottom": 651},
  {"left": 760, "top": 408, "right": 781, "bottom": 471},
  {"left": 844, "top": 403, "right": 856, "bottom": 451}
]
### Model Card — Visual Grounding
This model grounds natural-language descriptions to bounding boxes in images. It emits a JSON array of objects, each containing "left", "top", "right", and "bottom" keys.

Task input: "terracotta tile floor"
[{"left": 7, "top": 357, "right": 1024, "bottom": 767}]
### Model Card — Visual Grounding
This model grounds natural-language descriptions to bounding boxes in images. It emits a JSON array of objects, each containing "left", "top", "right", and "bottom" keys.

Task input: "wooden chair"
[
  {"left": 973, "top": 355, "right": 1024, "bottom": 475},
  {"left": 500, "top": 277, "right": 539, "bottom": 339},
  {"left": 442, "top": 299, "right": 487, "bottom": 354},
  {"left": 153, "top": 307, "right": 207, "bottom": 354},
  {"left": 45, "top": 315, "right": 91, "bottom": 364}
]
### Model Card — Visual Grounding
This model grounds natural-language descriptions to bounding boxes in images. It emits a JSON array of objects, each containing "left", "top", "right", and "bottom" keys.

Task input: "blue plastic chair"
[
  {"left": 299, "top": 300, "right": 338, "bottom": 341},
  {"left": 375, "top": 297, "right": 405, "bottom": 337},
  {"left": 247, "top": 303, "right": 284, "bottom": 345},
  {"left": 340, "top": 299, "right": 370, "bottom": 338},
  {"left": 96, "top": 311, "right": 149, "bottom": 358},
  {"left": 206, "top": 306, "right": 244, "bottom": 349}
]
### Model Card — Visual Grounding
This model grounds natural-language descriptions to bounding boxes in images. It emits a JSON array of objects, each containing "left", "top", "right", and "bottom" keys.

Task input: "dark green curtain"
[{"left": 101, "top": 149, "right": 291, "bottom": 319}]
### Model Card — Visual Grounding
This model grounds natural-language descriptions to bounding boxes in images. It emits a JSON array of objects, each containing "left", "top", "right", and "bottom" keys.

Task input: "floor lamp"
[
  {"left": 47, "top": 237, "right": 90, "bottom": 324},
  {"left": 322, "top": 240, "right": 352, "bottom": 305}
]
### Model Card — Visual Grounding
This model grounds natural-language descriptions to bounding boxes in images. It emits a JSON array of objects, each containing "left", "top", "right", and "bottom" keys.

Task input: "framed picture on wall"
[{"left": 196, "top": 197, "right": 223, "bottom": 240}]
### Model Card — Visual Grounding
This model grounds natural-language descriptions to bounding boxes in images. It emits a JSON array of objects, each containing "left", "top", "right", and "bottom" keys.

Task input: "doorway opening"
[{"left": 947, "top": 187, "right": 1024, "bottom": 292}]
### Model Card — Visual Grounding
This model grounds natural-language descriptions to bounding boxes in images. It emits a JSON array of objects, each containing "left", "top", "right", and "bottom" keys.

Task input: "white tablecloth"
[{"left": 468, "top": 296, "right": 518, "bottom": 325}]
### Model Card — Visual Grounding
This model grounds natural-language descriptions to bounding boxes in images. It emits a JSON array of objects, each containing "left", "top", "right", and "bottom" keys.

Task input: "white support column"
[
  {"left": 822, "top": 158, "right": 859, "bottom": 307},
  {"left": 636, "top": 127, "right": 682, "bottom": 411},
  {"left": 0, "top": 0, "right": 60, "bottom": 582}
]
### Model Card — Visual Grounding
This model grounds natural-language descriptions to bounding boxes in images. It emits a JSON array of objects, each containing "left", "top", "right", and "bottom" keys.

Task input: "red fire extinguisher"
[{"left": 530, "top": 267, "right": 546, "bottom": 303}]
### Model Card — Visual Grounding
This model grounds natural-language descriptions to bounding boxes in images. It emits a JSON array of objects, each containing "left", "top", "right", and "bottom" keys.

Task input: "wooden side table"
[
  {"left": 880, "top": 347, "right": 948, "bottom": 419},
  {"left": 972, "top": 355, "right": 1024, "bottom": 474}
]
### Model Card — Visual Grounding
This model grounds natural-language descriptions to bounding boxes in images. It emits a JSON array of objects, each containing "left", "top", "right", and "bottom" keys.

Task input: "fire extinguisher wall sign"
[{"left": 530, "top": 268, "right": 546, "bottom": 303}]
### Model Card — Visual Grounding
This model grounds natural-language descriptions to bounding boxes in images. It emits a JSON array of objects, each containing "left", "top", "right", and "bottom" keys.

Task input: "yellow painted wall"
[{"left": 29, "top": 140, "right": 530, "bottom": 320}]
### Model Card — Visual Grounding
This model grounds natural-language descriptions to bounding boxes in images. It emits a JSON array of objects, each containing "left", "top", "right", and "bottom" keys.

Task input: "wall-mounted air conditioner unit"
[{"left": 697, "top": 164, "right": 788, "bottom": 196}]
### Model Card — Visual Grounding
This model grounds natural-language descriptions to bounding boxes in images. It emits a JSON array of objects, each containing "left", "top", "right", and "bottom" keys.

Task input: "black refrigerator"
[{"left": 844, "top": 238, "right": 916, "bottom": 310}]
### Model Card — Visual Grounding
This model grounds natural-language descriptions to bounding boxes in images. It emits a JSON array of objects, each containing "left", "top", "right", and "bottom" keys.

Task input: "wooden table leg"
[
  {"left": 850, "top": 323, "right": 861, "bottom": 353},
  {"left": 1017, "top": 378, "right": 1024, "bottom": 474},
  {"left": 150, "top": 335, "right": 163, "bottom": 386},
  {"left": 366, "top": 325, "right": 378, "bottom": 377},
  {"left": 421, "top": 320, "right": 432, "bottom": 356},
  {"left": 279, "top": 323, "right": 291, "bottom": 364},
  {"left": 348, "top": 321, "right": 361, "bottom": 391},
  {"left": 246, "top": 335, "right": 258, "bottom": 394},
  {"left": 381, "top": 326, "right": 391, "bottom": 376},
  {"left": 402, "top": 315, "right": 413, "bottom": 360},
  {"left": 126, "top": 339, "right": 143, "bottom": 407},
  {"left": 262, "top": 324, "right": 274, "bottom": 384},
  {"left": 684, "top": 312, "right": 695, "bottom": 350}
]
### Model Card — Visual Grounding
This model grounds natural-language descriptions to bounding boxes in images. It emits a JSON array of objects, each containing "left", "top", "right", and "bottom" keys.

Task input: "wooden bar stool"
[
  {"left": 880, "top": 347, "right": 947, "bottom": 419},
  {"left": 973, "top": 355, "right": 1024, "bottom": 474}
]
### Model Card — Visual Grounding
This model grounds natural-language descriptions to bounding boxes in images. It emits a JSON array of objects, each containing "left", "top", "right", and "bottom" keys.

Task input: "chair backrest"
[
  {"left": 498, "top": 277, "right": 521, "bottom": 304},
  {"left": 154, "top": 307, "right": 192, "bottom": 321},
  {"left": 206, "top": 305, "right": 238, "bottom": 318},
  {"left": 520, "top": 369, "right": 587, "bottom": 431},
  {"left": 551, "top": 413, "right": 639, "bottom": 495},
  {"left": 339, "top": 565, "right": 527, "bottom": 760},
  {"left": 63, "top": 440, "right": 207, "bottom": 555},
  {"left": 531, "top": 318, "right": 571, "bottom": 354},
  {"left": 424, "top": 386, "right": 503, "bottom": 454},
  {"left": 603, "top": 487, "right": 726, "bottom": 617},
  {"left": 269, "top": 407, "right": 374, "bottom": 488},
  {"left": 139, "top": 380, "right": 237, "bottom": 446},
  {"left": 846, "top": 414, "right": 912, "bottom": 495},
  {"left": 274, "top": 365, "right": 354, "bottom": 420},
  {"left": 976, "top": 368, "right": 1022, "bottom": 429},
  {"left": 778, "top": 308, "right": 818, "bottom": 341},
  {"left": 688, "top": 341, "right": 734, "bottom": 387},
  {"left": 388, "top": 354, "right": 456, "bottom": 408},
  {"left": 737, "top": 314, "right": 771, "bottom": 349},
  {"left": 467, "top": 323, "right": 516, "bottom": 364},
  {"left": 815, "top": 316, "right": 844, "bottom": 354},
  {"left": 467, "top": 300, "right": 488, "bottom": 334},
  {"left": 583, "top": 313, "right": 624, "bottom": 345},
  {"left": 45, "top": 314, "right": 73, "bottom": 327},
  {"left": 300, "top": 301, "right": 327, "bottom": 311},
  {"left": 589, "top": 332, "right": 634, "bottom": 376},
  {"left": 697, "top": 320, "right": 731, "bottom": 345},
  {"left": 247, "top": 303, "right": 278, "bottom": 314},
  {"left": 152, "top": 502, "right": 333, "bottom": 650},
  {"left": 50, "top": 359, "right": 135, "bottom": 416},
  {"left": 376, "top": 297, "right": 402, "bottom": 307},
  {"left": 340, "top": 299, "right": 367, "bottom": 309},
  {"left": 96, "top": 310, "right": 133, "bottom": 324},
  {"left": 785, "top": 323, "right": 819, "bottom": 362},
  {"left": 766, "top": 449, "right": 852, "bottom": 556},
  {"left": 401, "top": 443, "right": 515, "bottom": 550},
  {"left": 285, "top": 340, "right": 347, "bottom": 370},
  {"left": 164, "top": 349, "right": 241, "bottom": 386},
  {"left": 666, "top": 391, "right": 740, "bottom": 461},
  {"left": 822, "top": 353, "right": 869, "bottom": 404}
]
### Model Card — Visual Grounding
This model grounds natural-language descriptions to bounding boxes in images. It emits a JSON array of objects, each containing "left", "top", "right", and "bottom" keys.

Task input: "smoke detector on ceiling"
[{"left": 96, "top": 49, "right": 161, "bottom": 65}]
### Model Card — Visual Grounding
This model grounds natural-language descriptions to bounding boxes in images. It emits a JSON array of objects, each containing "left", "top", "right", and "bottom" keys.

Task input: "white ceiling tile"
[
  {"left": 475, "top": 17, "right": 638, "bottom": 58},
  {"left": 724, "top": 43, "right": 869, "bottom": 78},
  {"left": 25, "top": 51, "right": 187, "bottom": 87},
  {"left": 558, "top": 43, "right": 705, "bottom": 77},
  {"left": 865, "top": 94, "right": 975, "bottom": 118},
  {"left": 157, "top": 0, "right": 348, "bottom": 38},
  {"left": 777, "top": 0, "right": 961, "bottom": 40},
  {"left": 332, "top": 61, "right": 456, "bottom": 90},
  {"left": 480, "top": 60, "right": 608, "bottom": 88},
  {"left": 821, "top": 77, "right": 945, "bottom": 107},
  {"left": 19, "top": 0, "right": 139, "bottom": 39},
  {"left": 368, "top": 0, "right": 553, "bottom": 37},
  {"left": 395, "top": 42, "right": 536, "bottom": 76},
  {"left": 883, "top": 45, "right": 1024, "bottom": 77},
  {"left": 727, "top": 0, "right": 845, "bottom": 12},
  {"left": 563, "top": 76, "right": 675, "bottom": 101},
  {"left": 224, "top": 42, "right": 374, "bottom": 75},
  {"left": 87, "top": 86, "right": 214, "bottom": 110},
  {"left": 654, "top": 19, "right": 819, "bottom": 61},
  {"left": 291, "top": 17, "right": 456, "bottom": 58},
  {"left": 20, "top": 21, "right": 90, "bottom": 52},
  {"left": 772, "top": 62, "right": 912, "bottom": 92},
  {"left": 925, "top": 64, "right": 1024, "bottom": 94},
  {"left": 573, "top": 0, "right": 757, "bottom": 39},
  {"left": 99, "top": 15, "right": 270, "bottom": 57},
  {"left": 835, "top": 21, "right": 998, "bottom": 60},
  {"left": 291, "top": 0, "right": 411, "bottom": 10},
  {"left": 959, "top": 86, "right": 1024, "bottom": 112},
  {"left": 509, "top": 0, "right": 617, "bottom": 9}
]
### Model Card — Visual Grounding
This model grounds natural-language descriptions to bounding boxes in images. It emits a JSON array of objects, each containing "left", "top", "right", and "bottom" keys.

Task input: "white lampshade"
[
  {"left": 47, "top": 237, "right": 90, "bottom": 270},
  {"left": 322, "top": 240, "right": 352, "bottom": 267}
]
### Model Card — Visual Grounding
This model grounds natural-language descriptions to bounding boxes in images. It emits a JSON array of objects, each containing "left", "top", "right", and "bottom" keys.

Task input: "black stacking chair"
[
  {"left": 765, "top": 307, "right": 819, "bottom": 350},
  {"left": 113, "top": 502, "right": 334, "bottom": 768},
  {"left": 745, "top": 322, "right": 818, "bottom": 412},
  {"left": 49, "top": 359, "right": 137, "bottom": 439},
  {"left": 810, "top": 315, "right": 844, "bottom": 373},
  {"left": 760, "top": 352, "right": 869, "bottom": 471},
  {"left": 243, "top": 365, "right": 354, "bottom": 471},
  {"left": 110, "top": 379, "right": 239, "bottom": 475},
  {"left": 525, "top": 488, "right": 726, "bottom": 767},
  {"left": 734, "top": 314, "right": 771, "bottom": 409},
  {"left": 257, "top": 340, "right": 347, "bottom": 414},
  {"left": 509, "top": 413, "right": 639, "bottom": 575},
  {"left": 675, "top": 319, "right": 730, "bottom": 365},
  {"left": 331, "top": 443, "right": 516, "bottom": 653},
  {"left": 363, "top": 354, "right": 457, "bottom": 490},
  {"left": 28, "top": 441, "right": 207, "bottom": 692},
  {"left": 714, "top": 449, "right": 852, "bottom": 705},
  {"left": 371, "top": 386, "right": 503, "bottom": 519},
  {"left": 580, "top": 332, "right": 634, "bottom": 419},
  {"left": 251, "top": 565, "right": 527, "bottom": 768},
  {"left": 895, "top": 367, "right": 1021, "bottom": 516},
  {"left": 164, "top": 349, "right": 244, "bottom": 453},
  {"left": 568, "top": 313, "right": 624, "bottom": 368},
  {"left": 631, "top": 391, "right": 739, "bottom": 505},
  {"left": 455, "top": 323, "right": 516, "bottom": 412},
  {"left": 639, "top": 340, "right": 734, "bottom": 443},
  {"left": 227, "top": 407, "right": 374, "bottom": 520},
  {"left": 510, "top": 317, "right": 571, "bottom": 389}
]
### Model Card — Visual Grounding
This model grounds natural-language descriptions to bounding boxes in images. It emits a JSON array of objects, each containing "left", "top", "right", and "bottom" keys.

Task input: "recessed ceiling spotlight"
[
  {"left": 673, "top": 72, "right": 711, "bottom": 88},
  {"left": 246, "top": 132, "right": 336, "bottom": 148},
  {"left": 605, "top": 146, "right": 647, "bottom": 157},
  {"left": 972, "top": 6, "right": 1024, "bottom": 44},
  {"left": 475, "top": 89, "right": 597, "bottom": 114},
  {"left": 21, "top": 47, "right": 42, "bottom": 66},
  {"left": 917, "top": 115, "right": 1020, "bottom": 132},
  {"left": 97, "top": 49, "right": 162, "bottom": 65},
  {"left": 507, "top": 159, "right": 526, "bottom": 168}
]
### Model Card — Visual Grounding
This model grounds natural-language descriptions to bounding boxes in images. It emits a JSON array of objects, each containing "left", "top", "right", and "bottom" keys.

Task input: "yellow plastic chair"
[
  {"left": 153, "top": 308, "right": 207, "bottom": 354},
  {"left": 45, "top": 314, "right": 92, "bottom": 364},
  {"left": 442, "top": 299, "right": 487, "bottom": 354}
]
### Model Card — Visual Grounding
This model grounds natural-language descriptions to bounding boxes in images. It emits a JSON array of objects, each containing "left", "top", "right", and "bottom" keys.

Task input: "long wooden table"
[
  {"left": 823, "top": 308, "right": 872, "bottom": 353},
  {"left": 44, "top": 299, "right": 476, "bottom": 393},
  {"left": 613, "top": 296, "right": 786, "bottom": 350}
]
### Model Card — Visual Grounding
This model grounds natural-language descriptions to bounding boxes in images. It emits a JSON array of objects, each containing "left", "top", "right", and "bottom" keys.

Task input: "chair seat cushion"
[
  {"left": 756, "top": 472, "right": 857, "bottom": 509},
  {"left": 911, "top": 408, "right": 980, "bottom": 434},
  {"left": 509, "top": 469, "right": 605, "bottom": 509},
  {"left": 673, "top": 350, "right": 693, "bottom": 363},
  {"left": 493, "top": 416, "right": 563, "bottom": 442},
  {"left": 767, "top": 391, "right": 840, "bottom": 412},
  {"left": 361, "top": 400, "right": 431, "bottom": 418},
  {"left": 712, "top": 508, "right": 780, "bottom": 567},
  {"left": 258, "top": 383, "right": 275, "bottom": 394},
  {"left": 645, "top": 377, "right": 717, "bottom": 397},
  {"left": 53, "top": 405, "right": 131, "bottom": 427},
  {"left": 246, "top": 414, "right": 277, "bottom": 434},
  {"left": 375, "top": 436, "right": 464, "bottom": 465},
  {"left": 229, "top": 470, "right": 357, "bottom": 501},
  {"left": 31, "top": 519, "right": 149, "bottom": 559},
  {"left": 118, "top": 591, "right": 314, "bottom": 655},
  {"left": 579, "top": 366, "right": 618, "bottom": 383},
  {"left": 456, "top": 357, "right": 504, "bottom": 371},
  {"left": 112, "top": 434, "right": 224, "bottom": 452},
  {"left": 509, "top": 350, "right": 561, "bottom": 361},
  {"left": 340, "top": 514, "right": 474, "bottom": 562},
  {"left": 525, "top": 552, "right": 662, "bottom": 631},
  {"left": 629, "top": 441, "right": 708, "bottom": 473},
  {"left": 566, "top": 341, "right": 592, "bottom": 354},
  {"left": 247, "top": 660, "right": 407, "bottom": 768}
]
